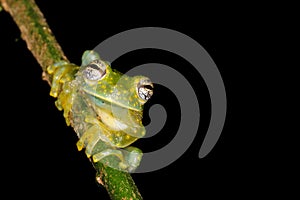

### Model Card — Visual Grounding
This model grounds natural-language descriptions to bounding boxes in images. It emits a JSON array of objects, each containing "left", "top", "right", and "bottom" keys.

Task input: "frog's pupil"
[{"left": 89, "top": 63, "right": 100, "bottom": 70}]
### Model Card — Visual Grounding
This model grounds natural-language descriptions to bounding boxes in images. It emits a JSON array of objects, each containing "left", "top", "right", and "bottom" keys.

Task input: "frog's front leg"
[
  {"left": 47, "top": 61, "right": 78, "bottom": 98},
  {"left": 47, "top": 61, "right": 79, "bottom": 125}
]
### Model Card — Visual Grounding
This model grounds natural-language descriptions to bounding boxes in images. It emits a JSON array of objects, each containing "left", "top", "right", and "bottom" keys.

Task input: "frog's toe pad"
[
  {"left": 76, "top": 140, "right": 84, "bottom": 151},
  {"left": 124, "top": 147, "right": 143, "bottom": 172},
  {"left": 47, "top": 62, "right": 78, "bottom": 98}
]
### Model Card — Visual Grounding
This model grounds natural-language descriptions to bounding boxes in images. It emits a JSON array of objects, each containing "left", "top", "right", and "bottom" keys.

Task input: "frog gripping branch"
[
  {"left": 47, "top": 50, "right": 153, "bottom": 172},
  {"left": 0, "top": 0, "right": 148, "bottom": 199}
]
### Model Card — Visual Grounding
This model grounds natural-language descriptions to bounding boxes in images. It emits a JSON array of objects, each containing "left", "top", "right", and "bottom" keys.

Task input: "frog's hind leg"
[
  {"left": 78, "top": 125, "right": 129, "bottom": 170},
  {"left": 93, "top": 149, "right": 128, "bottom": 171},
  {"left": 92, "top": 146, "right": 143, "bottom": 172},
  {"left": 77, "top": 117, "right": 143, "bottom": 172}
]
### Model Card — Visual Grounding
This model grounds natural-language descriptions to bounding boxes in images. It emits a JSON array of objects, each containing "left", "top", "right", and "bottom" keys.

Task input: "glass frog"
[{"left": 47, "top": 50, "right": 153, "bottom": 172}]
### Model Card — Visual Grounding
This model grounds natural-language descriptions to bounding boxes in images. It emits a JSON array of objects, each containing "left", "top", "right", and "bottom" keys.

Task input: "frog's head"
[{"left": 76, "top": 58, "right": 153, "bottom": 143}]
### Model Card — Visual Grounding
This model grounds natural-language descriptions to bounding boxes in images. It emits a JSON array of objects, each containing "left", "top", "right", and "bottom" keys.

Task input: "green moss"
[{"left": 23, "top": 0, "right": 64, "bottom": 63}]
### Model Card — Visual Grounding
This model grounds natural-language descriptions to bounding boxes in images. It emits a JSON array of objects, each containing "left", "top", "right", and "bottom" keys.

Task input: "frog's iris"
[
  {"left": 137, "top": 78, "right": 153, "bottom": 101},
  {"left": 83, "top": 60, "right": 107, "bottom": 81}
]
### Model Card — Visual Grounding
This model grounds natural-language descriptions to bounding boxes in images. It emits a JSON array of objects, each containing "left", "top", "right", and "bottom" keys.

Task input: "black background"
[{"left": 0, "top": 1, "right": 285, "bottom": 199}]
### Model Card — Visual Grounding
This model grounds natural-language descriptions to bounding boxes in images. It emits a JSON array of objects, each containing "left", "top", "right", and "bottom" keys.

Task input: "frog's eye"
[
  {"left": 83, "top": 60, "right": 107, "bottom": 81},
  {"left": 137, "top": 78, "right": 154, "bottom": 101}
]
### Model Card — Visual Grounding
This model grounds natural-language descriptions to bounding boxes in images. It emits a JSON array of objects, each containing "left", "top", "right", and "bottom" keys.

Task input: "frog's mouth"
[{"left": 83, "top": 89, "right": 143, "bottom": 112}]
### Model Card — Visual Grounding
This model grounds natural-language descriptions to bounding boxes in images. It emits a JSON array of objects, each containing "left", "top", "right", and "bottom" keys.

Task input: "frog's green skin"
[{"left": 47, "top": 50, "right": 153, "bottom": 172}]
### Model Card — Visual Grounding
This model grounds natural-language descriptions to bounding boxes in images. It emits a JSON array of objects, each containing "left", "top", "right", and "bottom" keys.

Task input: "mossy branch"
[{"left": 0, "top": 0, "right": 142, "bottom": 199}]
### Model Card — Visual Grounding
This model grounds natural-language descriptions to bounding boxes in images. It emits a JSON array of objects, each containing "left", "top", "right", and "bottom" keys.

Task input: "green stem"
[
  {"left": 0, "top": 0, "right": 67, "bottom": 84},
  {"left": 0, "top": 0, "right": 142, "bottom": 199},
  {"left": 95, "top": 162, "right": 142, "bottom": 200}
]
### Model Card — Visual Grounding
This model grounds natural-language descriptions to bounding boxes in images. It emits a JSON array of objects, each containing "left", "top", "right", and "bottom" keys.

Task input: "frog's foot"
[
  {"left": 123, "top": 146, "right": 143, "bottom": 172},
  {"left": 47, "top": 61, "right": 79, "bottom": 98},
  {"left": 92, "top": 149, "right": 129, "bottom": 171},
  {"left": 92, "top": 146, "right": 143, "bottom": 172}
]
